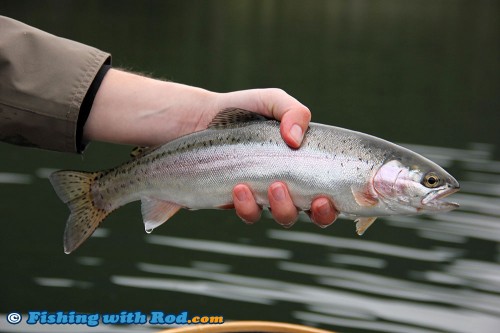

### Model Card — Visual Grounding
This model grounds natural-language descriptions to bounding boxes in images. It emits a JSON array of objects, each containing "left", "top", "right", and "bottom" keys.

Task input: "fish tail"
[{"left": 49, "top": 170, "right": 108, "bottom": 254}]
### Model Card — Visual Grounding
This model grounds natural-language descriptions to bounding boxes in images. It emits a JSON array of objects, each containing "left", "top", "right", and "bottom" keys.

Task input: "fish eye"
[{"left": 423, "top": 172, "right": 440, "bottom": 188}]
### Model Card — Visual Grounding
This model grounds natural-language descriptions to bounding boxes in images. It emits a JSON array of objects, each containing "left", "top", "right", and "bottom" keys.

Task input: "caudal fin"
[{"left": 49, "top": 170, "right": 108, "bottom": 254}]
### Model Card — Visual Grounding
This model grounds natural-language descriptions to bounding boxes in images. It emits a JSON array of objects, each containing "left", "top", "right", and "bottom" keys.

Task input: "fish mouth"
[{"left": 421, "top": 185, "right": 460, "bottom": 211}]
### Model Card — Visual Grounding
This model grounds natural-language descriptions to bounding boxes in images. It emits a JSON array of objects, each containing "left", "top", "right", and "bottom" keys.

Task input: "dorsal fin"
[
  {"left": 207, "top": 108, "right": 269, "bottom": 129},
  {"left": 130, "top": 146, "right": 158, "bottom": 159}
]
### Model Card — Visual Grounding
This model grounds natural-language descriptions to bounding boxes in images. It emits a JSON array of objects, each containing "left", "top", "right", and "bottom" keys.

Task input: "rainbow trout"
[{"left": 50, "top": 108, "right": 459, "bottom": 253}]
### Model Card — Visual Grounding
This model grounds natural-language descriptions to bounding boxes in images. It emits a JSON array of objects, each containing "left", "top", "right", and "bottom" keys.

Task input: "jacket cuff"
[{"left": 76, "top": 64, "right": 112, "bottom": 153}]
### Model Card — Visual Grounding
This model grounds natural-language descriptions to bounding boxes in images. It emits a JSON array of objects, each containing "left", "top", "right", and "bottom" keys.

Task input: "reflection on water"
[
  {"left": 0, "top": 173, "right": 33, "bottom": 185},
  {"left": 34, "top": 277, "right": 93, "bottom": 289},
  {"left": 146, "top": 235, "right": 292, "bottom": 259},
  {"left": 268, "top": 230, "right": 459, "bottom": 262},
  {"left": 1, "top": 143, "right": 499, "bottom": 333}
]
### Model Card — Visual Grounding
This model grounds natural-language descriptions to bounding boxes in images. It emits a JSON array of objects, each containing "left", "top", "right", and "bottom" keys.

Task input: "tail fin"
[{"left": 49, "top": 170, "right": 108, "bottom": 254}]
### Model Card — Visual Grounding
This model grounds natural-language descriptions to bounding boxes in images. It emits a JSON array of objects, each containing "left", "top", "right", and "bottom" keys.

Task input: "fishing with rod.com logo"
[{"left": 4, "top": 310, "right": 224, "bottom": 327}]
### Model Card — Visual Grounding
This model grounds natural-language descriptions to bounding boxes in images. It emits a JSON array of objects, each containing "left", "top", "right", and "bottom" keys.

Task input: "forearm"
[{"left": 83, "top": 69, "right": 216, "bottom": 146}]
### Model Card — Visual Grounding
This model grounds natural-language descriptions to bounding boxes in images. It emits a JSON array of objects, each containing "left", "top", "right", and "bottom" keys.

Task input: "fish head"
[{"left": 373, "top": 159, "right": 460, "bottom": 214}]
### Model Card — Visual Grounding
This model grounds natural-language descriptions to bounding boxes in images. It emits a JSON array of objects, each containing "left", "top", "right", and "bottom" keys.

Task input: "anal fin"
[
  {"left": 141, "top": 197, "right": 182, "bottom": 232},
  {"left": 355, "top": 217, "right": 377, "bottom": 235}
]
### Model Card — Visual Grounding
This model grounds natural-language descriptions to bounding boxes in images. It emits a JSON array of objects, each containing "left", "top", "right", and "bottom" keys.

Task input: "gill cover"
[{"left": 373, "top": 160, "right": 459, "bottom": 213}]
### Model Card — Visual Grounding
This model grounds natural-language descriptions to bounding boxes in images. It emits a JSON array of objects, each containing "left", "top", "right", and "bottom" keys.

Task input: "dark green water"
[{"left": 1, "top": 1, "right": 499, "bottom": 332}]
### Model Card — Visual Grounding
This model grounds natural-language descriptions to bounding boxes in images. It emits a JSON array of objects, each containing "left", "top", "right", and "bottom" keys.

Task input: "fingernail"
[
  {"left": 235, "top": 187, "right": 248, "bottom": 202},
  {"left": 290, "top": 124, "right": 303, "bottom": 145},
  {"left": 271, "top": 183, "right": 286, "bottom": 201},
  {"left": 311, "top": 199, "right": 337, "bottom": 228},
  {"left": 317, "top": 200, "right": 330, "bottom": 217}
]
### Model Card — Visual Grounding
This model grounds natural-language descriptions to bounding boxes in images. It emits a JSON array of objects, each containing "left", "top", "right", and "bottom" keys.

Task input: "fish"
[{"left": 49, "top": 108, "right": 460, "bottom": 253}]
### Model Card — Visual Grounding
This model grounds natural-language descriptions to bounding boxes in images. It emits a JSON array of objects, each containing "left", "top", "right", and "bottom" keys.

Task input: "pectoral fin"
[
  {"left": 351, "top": 186, "right": 378, "bottom": 207},
  {"left": 141, "top": 197, "right": 182, "bottom": 232},
  {"left": 355, "top": 217, "right": 377, "bottom": 235}
]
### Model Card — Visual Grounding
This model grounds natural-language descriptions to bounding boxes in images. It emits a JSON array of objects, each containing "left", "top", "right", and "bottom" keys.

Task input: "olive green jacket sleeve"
[{"left": 0, "top": 16, "right": 111, "bottom": 153}]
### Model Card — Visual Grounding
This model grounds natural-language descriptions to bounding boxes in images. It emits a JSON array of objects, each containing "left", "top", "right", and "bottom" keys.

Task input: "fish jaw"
[{"left": 421, "top": 185, "right": 460, "bottom": 211}]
